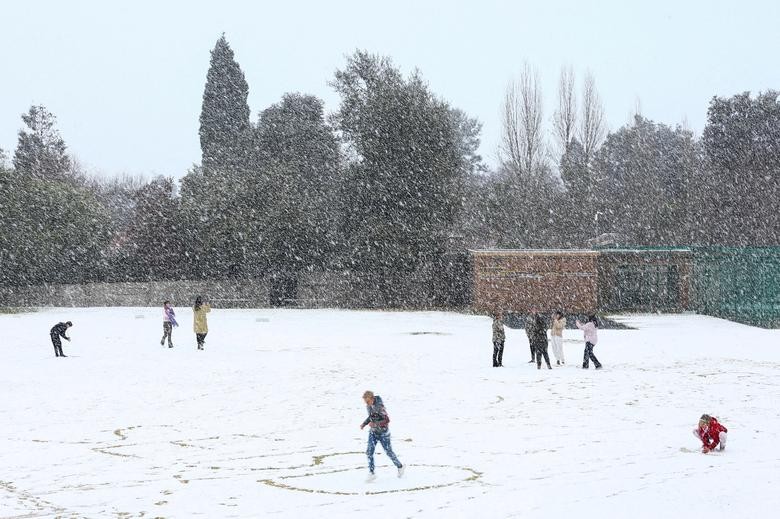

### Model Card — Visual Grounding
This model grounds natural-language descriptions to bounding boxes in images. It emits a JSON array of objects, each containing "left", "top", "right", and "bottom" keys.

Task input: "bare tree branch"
[
  {"left": 579, "top": 71, "right": 606, "bottom": 168},
  {"left": 500, "top": 63, "right": 546, "bottom": 178},
  {"left": 552, "top": 66, "right": 577, "bottom": 158}
]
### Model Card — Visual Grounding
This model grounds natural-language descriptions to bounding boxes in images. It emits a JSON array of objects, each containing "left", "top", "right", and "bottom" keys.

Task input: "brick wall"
[{"left": 471, "top": 250, "right": 599, "bottom": 314}]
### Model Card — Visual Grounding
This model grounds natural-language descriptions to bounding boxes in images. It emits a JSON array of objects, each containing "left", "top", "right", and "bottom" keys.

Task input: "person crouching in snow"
[
  {"left": 161, "top": 300, "right": 178, "bottom": 348},
  {"left": 360, "top": 390, "right": 404, "bottom": 481},
  {"left": 694, "top": 414, "right": 728, "bottom": 453}
]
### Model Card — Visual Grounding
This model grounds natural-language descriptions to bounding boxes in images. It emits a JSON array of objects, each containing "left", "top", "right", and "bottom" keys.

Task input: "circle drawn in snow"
[{"left": 260, "top": 463, "right": 481, "bottom": 495}]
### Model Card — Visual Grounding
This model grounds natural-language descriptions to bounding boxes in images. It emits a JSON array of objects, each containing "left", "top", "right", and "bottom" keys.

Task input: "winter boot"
[
  {"left": 397, "top": 465, "right": 405, "bottom": 478},
  {"left": 366, "top": 472, "right": 376, "bottom": 482}
]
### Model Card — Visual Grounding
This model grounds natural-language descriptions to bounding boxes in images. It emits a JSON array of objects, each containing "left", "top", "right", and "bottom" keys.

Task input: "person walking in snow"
[
  {"left": 550, "top": 311, "right": 566, "bottom": 365},
  {"left": 527, "top": 308, "right": 552, "bottom": 369},
  {"left": 50, "top": 321, "right": 72, "bottom": 357},
  {"left": 492, "top": 312, "right": 506, "bottom": 367},
  {"left": 694, "top": 414, "right": 728, "bottom": 453},
  {"left": 575, "top": 315, "right": 602, "bottom": 369},
  {"left": 161, "top": 300, "right": 178, "bottom": 348},
  {"left": 193, "top": 296, "right": 211, "bottom": 350},
  {"left": 360, "top": 390, "right": 404, "bottom": 481}
]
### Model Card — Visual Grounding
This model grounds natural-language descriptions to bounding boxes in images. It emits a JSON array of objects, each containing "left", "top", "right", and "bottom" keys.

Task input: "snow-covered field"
[{"left": 2, "top": 307, "right": 779, "bottom": 518}]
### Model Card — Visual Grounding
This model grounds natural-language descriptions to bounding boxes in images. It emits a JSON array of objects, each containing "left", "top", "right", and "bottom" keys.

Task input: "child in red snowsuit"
[{"left": 693, "top": 414, "right": 728, "bottom": 453}]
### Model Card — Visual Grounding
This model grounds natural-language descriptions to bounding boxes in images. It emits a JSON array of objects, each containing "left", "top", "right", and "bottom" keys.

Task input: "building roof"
[{"left": 469, "top": 249, "right": 598, "bottom": 255}]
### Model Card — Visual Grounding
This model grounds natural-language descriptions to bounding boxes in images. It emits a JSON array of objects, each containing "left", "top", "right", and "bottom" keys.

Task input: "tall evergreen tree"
[
  {"left": 0, "top": 173, "right": 111, "bottom": 286},
  {"left": 253, "top": 93, "right": 341, "bottom": 273},
  {"left": 331, "top": 51, "right": 475, "bottom": 300},
  {"left": 13, "top": 105, "right": 71, "bottom": 181},
  {"left": 592, "top": 115, "right": 696, "bottom": 245},
  {"left": 123, "top": 176, "right": 184, "bottom": 280},
  {"left": 699, "top": 91, "right": 780, "bottom": 245},
  {"left": 199, "top": 35, "right": 251, "bottom": 174}
]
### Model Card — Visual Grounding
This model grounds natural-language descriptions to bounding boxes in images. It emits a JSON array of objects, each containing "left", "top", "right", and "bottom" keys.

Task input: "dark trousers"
[
  {"left": 529, "top": 343, "right": 535, "bottom": 361},
  {"left": 196, "top": 333, "right": 207, "bottom": 349},
  {"left": 493, "top": 340, "right": 504, "bottom": 367},
  {"left": 161, "top": 322, "right": 173, "bottom": 347},
  {"left": 535, "top": 344, "right": 551, "bottom": 368},
  {"left": 51, "top": 334, "right": 64, "bottom": 357},
  {"left": 583, "top": 342, "right": 602, "bottom": 368}
]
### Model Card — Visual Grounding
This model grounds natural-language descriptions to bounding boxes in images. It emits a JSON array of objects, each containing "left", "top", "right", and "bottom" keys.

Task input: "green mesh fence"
[{"left": 692, "top": 247, "right": 780, "bottom": 328}]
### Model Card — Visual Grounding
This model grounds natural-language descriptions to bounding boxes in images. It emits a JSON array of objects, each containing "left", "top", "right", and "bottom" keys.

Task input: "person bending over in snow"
[
  {"left": 161, "top": 300, "right": 178, "bottom": 348},
  {"left": 50, "top": 321, "right": 72, "bottom": 357},
  {"left": 694, "top": 414, "right": 728, "bottom": 453},
  {"left": 360, "top": 390, "right": 404, "bottom": 481}
]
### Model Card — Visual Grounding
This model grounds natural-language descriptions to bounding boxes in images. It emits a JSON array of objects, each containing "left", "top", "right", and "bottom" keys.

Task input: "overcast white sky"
[{"left": 2, "top": 0, "right": 780, "bottom": 179}]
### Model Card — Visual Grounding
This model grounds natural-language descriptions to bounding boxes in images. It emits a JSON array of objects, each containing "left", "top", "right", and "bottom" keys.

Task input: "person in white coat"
[{"left": 550, "top": 311, "right": 566, "bottom": 365}]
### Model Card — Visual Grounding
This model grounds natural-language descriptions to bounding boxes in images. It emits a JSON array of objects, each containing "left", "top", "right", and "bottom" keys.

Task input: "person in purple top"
[{"left": 161, "top": 301, "right": 178, "bottom": 348}]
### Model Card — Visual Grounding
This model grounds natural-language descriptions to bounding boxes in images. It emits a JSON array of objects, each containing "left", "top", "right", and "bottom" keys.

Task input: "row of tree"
[{"left": 2, "top": 36, "right": 779, "bottom": 290}]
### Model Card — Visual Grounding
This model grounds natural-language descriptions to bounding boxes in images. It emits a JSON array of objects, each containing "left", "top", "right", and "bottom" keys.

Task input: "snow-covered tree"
[
  {"left": 122, "top": 176, "right": 184, "bottom": 280},
  {"left": 253, "top": 93, "right": 341, "bottom": 273},
  {"left": 0, "top": 172, "right": 111, "bottom": 286},
  {"left": 331, "top": 51, "right": 474, "bottom": 296},
  {"left": 593, "top": 115, "right": 696, "bottom": 245},
  {"left": 699, "top": 91, "right": 780, "bottom": 245},
  {"left": 199, "top": 35, "right": 251, "bottom": 174},
  {"left": 13, "top": 105, "right": 71, "bottom": 181}
]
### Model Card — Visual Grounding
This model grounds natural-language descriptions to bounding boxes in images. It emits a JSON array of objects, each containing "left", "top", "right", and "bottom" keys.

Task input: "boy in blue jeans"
[{"left": 360, "top": 390, "right": 404, "bottom": 481}]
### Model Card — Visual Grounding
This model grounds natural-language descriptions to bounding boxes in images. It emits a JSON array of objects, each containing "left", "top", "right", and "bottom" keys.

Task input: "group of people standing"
[
  {"left": 48, "top": 297, "right": 211, "bottom": 357},
  {"left": 491, "top": 309, "right": 603, "bottom": 370}
]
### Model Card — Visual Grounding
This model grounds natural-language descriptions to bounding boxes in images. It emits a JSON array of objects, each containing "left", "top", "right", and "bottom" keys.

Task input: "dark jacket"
[
  {"left": 361, "top": 395, "right": 390, "bottom": 434},
  {"left": 50, "top": 322, "right": 70, "bottom": 339},
  {"left": 492, "top": 317, "right": 505, "bottom": 342},
  {"left": 525, "top": 314, "right": 548, "bottom": 348}
]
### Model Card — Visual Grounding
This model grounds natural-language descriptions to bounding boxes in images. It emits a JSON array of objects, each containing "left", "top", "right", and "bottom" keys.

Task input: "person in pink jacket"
[{"left": 575, "top": 315, "right": 602, "bottom": 369}]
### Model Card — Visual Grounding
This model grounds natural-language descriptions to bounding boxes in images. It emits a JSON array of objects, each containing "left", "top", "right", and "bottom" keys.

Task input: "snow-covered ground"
[{"left": 1, "top": 308, "right": 779, "bottom": 518}]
